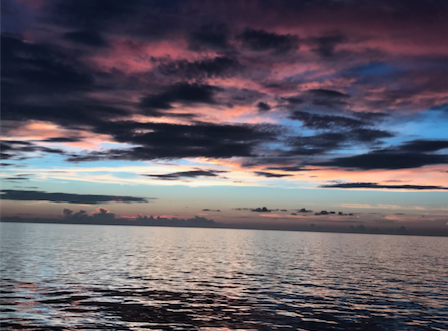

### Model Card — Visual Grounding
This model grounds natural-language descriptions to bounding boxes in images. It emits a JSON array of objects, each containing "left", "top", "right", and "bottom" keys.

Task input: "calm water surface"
[{"left": 1, "top": 222, "right": 447, "bottom": 330}]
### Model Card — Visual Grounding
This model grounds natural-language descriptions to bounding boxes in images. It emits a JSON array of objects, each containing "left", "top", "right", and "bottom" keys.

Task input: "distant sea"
[{"left": 1, "top": 222, "right": 447, "bottom": 330}]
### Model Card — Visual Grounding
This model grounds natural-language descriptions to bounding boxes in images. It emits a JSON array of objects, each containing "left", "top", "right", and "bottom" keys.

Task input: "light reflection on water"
[{"left": 1, "top": 222, "right": 447, "bottom": 330}]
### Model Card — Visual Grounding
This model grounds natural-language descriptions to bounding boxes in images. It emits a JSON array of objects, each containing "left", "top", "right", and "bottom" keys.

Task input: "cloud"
[
  {"left": 308, "top": 89, "right": 349, "bottom": 98},
  {"left": 265, "top": 166, "right": 312, "bottom": 172},
  {"left": 144, "top": 169, "right": 226, "bottom": 180},
  {"left": 2, "top": 174, "right": 32, "bottom": 181},
  {"left": 254, "top": 171, "right": 293, "bottom": 178},
  {"left": 0, "top": 190, "right": 152, "bottom": 204},
  {"left": 41, "top": 137, "right": 83, "bottom": 143},
  {"left": 314, "top": 210, "right": 337, "bottom": 215},
  {"left": 297, "top": 208, "right": 313, "bottom": 213},
  {"left": 2, "top": 97, "right": 130, "bottom": 129},
  {"left": 286, "top": 129, "right": 393, "bottom": 156},
  {"left": 286, "top": 132, "right": 348, "bottom": 156},
  {"left": 398, "top": 140, "right": 448, "bottom": 153},
  {"left": 189, "top": 23, "right": 230, "bottom": 51},
  {"left": 1, "top": 140, "right": 66, "bottom": 160},
  {"left": 237, "top": 28, "right": 299, "bottom": 53},
  {"left": 139, "top": 83, "right": 221, "bottom": 114},
  {"left": 62, "top": 30, "right": 109, "bottom": 47},
  {"left": 156, "top": 56, "right": 241, "bottom": 79},
  {"left": 322, "top": 182, "right": 448, "bottom": 190},
  {"left": 288, "top": 111, "right": 366, "bottom": 130},
  {"left": 309, "top": 33, "right": 346, "bottom": 58},
  {"left": 251, "top": 207, "right": 273, "bottom": 213},
  {"left": 234, "top": 207, "right": 283, "bottom": 213},
  {"left": 256, "top": 101, "right": 271, "bottom": 112},
  {"left": 1, "top": 34, "right": 94, "bottom": 96},
  {"left": 352, "top": 111, "right": 390, "bottom": 122},
  {"left": 303, "top": 89, "right": 351, "bottom": 109},
  {"left": 41, "top": 208, "right": 217, "bottom": 227},
  {"left": 340, "top": 204, "right": 426, "bottom": 210},
  {"left": 350, "top": 128, "right": 395, "bottom": 142},
  {"left": 2, "top": 0, "right": 448, "bottom": 198},
  {"left": 284, "top": 97, "right": 304, "bottom": 104},
  {"left": 317, "top": 150, "right": 448, "bottom": 170},
  {"left": 67, "top": 121, "right": 279, "bottom": 161},
  {"left": 59, "top": 208, "right": 218, "bottom": 227},
  {"left": 49, "top": 0, "right": 143, "bottom": 31},
  {"left": 202, "top": 209, "right": 220, "bottom": 212}
]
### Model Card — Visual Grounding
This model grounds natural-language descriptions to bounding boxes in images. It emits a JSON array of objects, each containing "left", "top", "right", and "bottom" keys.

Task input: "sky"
[{"left": 1, "top": 0, "right": 448, "bottom": 234}]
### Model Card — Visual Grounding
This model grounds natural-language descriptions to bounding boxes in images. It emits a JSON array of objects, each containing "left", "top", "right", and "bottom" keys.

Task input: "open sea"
[{"left": 0, "top": 222, "right": 447, "bottom": 330}]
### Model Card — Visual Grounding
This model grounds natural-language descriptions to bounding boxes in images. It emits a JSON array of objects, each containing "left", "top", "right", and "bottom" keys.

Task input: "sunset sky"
[{"left": 1, "top": 0, "right": 447, "bottom": 232}]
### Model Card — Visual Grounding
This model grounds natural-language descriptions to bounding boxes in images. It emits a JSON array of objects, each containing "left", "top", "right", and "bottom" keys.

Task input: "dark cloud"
[
  {"left": 139, "top": 83, "right": 221, "bottom": 114},
  {"left": 398, "top": 140, "right": 448, "bottom": 153},
  {"left": 286, "top": 129, "right": 392, "bottom": 156},
  {"left": 7, "top": 208, "right": 217, "bottom": 227},
  {"left": 310, "top": 33, "right": 346, "bottom": 58},
  {"left": 322, "top": 182, "right": 448, "bottom": 190},
  {"left": 297, "top": 208, "right": 313, "bottom": 213},
  {"left": 309, "top": 89, "right": 349, "bottom": 98},
  {"left": 0, "top": 190, "right": 152, "bottom": 204},
  {"left": 315, "top": 210, "right": 334, "bottom": 215},
  {"left": 254, "top": 171, "right": 293, "bottom": 178},
  {"left": 265, "top": 166, "right": 313, "bottom": 172},
  {"left": 237, "top": 28, "right": 299, "bottom": 53},
  {"left": 289, "top": 111, "right": 366, "bottom": 130},
  {"left": 306, "top": 89, "right": 350, "bottom": 109},
  {"left": 67, "top": 121, "right": 279, "bottom": 161},
  {"left": 1, "top": 140, "right": 66, "bottom": 160},
  {"left": 256, "top": 102, "right": 271, "bottom": 112},
  {"left": 1, "top": 34, "right": 134, "bottom": 133},
  {"left": 314, "top": 139, "right": 448, "bottom": 170},
  {"left": 251, "top": 207, "right": 272, "bottom": 213},
  {"left": 233, "top": 207, "right": 282, "bottom": 213},
  {"left": 3, "top": 174, "right": 32, "bottom": 181},
  {"left": 202, "top": 209, "right": 220, "bottom": 212},
  {"left": 318, "top": 151, "right": 448, "bottom": 170},
  {"left": 62, "top": 30, "right": 109, "bottom": 47},
  {"left": 156, "top": 56, "right": 241, "bottom": 79},
  {"left": 62, "top": 208, "right": 216, "bottom": 227},
  {"left": 429, "top": 103, "right": 448, "bottom": 115},
  {"left": 41, "top": 137, "right": 83, "bottom": 143},
  {"left": 1, "top": 34, "right": 94, "bottom": 95},
  {"left": 286, "top": 132, "right": 347, "bottom": 156},
  {"left": 144, "top": 169, "right": 226, "bottom": 180},
  {"left": 349, "top": 128, "right": 394, "bottom": 142},
  {"left": 284, "top": 97, "right": 304, "bottom": 104},
  {"left": 49, "top": 0, "right": 144, "bottom": 31},
  {"left": 189, "top": 23, "right": 229, "bottom": 51},
  {"left": 352, "top": 111, "right": 389, "bottom": 122},
  {"left": 2, "top": 99, "right": 131, "bottom": 129}
]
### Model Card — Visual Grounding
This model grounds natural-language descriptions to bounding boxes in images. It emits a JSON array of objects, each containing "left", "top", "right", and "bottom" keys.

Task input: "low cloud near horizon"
[{"left": 0, "top": 190, "right": 152, "bottom": 205}]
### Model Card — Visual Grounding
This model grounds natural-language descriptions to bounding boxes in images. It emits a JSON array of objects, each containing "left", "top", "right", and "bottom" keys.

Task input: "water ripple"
[{"left": 1, "top": 223, "right": 447, "bottom": 330}]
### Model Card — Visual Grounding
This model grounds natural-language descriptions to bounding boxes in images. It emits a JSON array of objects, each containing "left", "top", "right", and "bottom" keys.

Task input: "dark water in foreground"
[{"left": 1, "top": 223, "right": 447, "bottom": 330}]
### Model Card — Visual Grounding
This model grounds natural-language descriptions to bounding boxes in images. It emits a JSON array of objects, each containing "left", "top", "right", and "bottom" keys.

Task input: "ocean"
[{"left": 1, "top": 222, "right": 447, "bottom": 330}]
